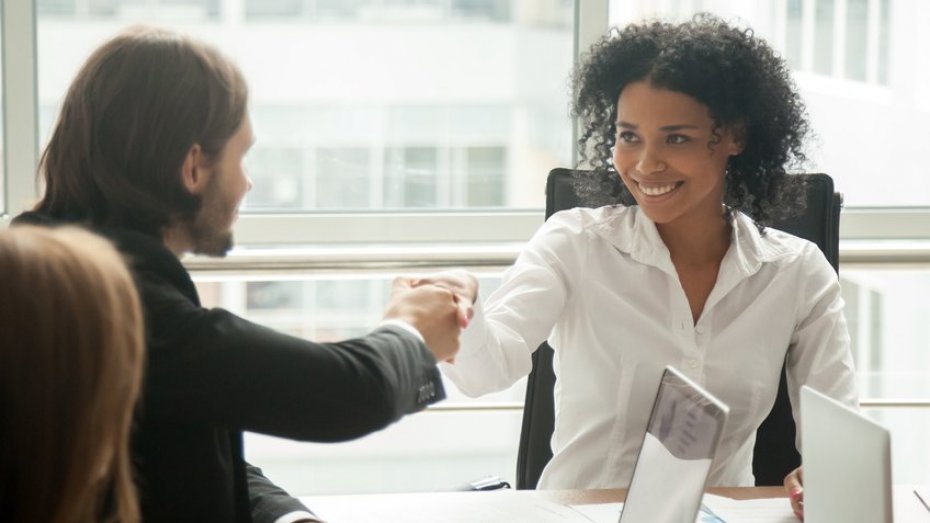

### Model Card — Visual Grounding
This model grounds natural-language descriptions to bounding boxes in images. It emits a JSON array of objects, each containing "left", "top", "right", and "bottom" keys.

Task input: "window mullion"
[{"left": 1, "top": 0, "right": 39, "bottom": 219}]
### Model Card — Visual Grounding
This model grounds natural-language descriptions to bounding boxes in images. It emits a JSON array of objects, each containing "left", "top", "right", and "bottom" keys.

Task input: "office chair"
[{"left": 515, "top": 167, "right": 842, "bottom": 489}]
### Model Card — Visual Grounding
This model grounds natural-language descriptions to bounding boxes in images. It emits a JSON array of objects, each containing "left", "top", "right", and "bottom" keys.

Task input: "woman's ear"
[
  {"left": 180, "top": 144, "right": 211, "bottom": 195},
  {"left": 728, "top": 122, "right": 747, "bottom": 156}
]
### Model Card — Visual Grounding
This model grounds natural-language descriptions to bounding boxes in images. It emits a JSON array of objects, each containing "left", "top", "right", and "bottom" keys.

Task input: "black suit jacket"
[{"left": 14, "top": 212, "right": 445, "bottom": 523}]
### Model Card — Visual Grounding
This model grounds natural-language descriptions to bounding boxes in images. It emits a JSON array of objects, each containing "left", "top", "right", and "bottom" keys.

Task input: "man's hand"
[
  {"left": 784, "top": 466, "right": 804, "bottom": 520},
  {"left": 384, "top": 278, "right": 469, "bottom": 362},
  {"left": 412, "top": 269, "right": 479, "bottom": 302}
]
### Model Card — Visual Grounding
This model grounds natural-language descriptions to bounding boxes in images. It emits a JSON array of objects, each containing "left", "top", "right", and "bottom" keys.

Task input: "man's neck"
[{"left": 161, "top": 225, "right": 191, "bottom": 258}]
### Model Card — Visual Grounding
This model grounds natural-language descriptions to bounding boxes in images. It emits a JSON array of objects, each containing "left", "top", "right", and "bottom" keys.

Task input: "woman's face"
[{"left": 612, "top": 81, "right": 743, "bottom": 229}]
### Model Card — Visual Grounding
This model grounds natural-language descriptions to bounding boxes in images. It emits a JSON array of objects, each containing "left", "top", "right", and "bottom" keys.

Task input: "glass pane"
[
  {"left": 841, "top": 267, "right": 930, "bottom": 485},
  {"left": 384, "top": 146, "right": 439, "bottom": 208},
  {"left": 244, "top": 409, "right": 523, "bottom": 495},
  {"left": 864, "top": 408, "right": 930, "bottom": 485},
  {"left": 315, "top": 147, "right": 371, "bottom": 209},
  {"left": 814, "top": 0, "right": 834, "bottom": 75},
  {"left": 38, "top": 0, "right": 76, "bottom": 16},
  {"left": 38, "top": 0, "right": 574, "bottom": 212},
  {"left": 465, "top": 146, "right": 506, "bottom": 207},
  {"left": 245, "top": 148, "right": 304, "bottom": 210},
  {"left": 195, "top": 270, "right": 527, "bottom": 495},
  {"left": 785, "top": 0, "right": 803, "bottom": 70},
  {"left": 844, "top": 0, "right": 868, "bottom": 81},
  {"left": 606, "top": 1, "right": 928, "bottom": 206}
]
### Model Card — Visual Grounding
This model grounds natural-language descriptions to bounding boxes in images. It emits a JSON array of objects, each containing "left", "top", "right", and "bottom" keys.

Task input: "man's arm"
[
  {"left": 247, "top": 464, "right": 323, "bottom": 523},
  {"left": 143, "top": 308, "right": 446, "bottom": 440}
]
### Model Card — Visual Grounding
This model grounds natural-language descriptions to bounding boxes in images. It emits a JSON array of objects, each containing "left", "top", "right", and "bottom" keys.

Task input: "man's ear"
[{"left": 180, "top": 144, "right": 211, "bottom": 195}]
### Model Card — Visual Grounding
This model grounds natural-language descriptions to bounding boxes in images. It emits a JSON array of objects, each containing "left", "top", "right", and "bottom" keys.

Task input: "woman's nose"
[{"left": 636, "top": 147, "right": 667, "bottom": 175}]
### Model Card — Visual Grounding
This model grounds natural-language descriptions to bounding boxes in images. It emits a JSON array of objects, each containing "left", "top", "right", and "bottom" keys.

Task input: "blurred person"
[
  {"left": 0, "top": 226, "right": 144, "bottom": 523},
  {"left": 14, "top": 26, "right": 467, "bottom": 523},
  {"left": 416, "top": 15, "right": 857, "bottom": 520}
]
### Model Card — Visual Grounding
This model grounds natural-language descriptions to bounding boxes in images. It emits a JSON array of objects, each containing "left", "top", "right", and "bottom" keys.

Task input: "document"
[
  {"left": 567, "top": 495, "right": 793, "bottom": 523},
  {"left": 308, "top": 490, "right": 592, "bottom": 523},
  {"left": 567, "top": 502, "right": 723, "bottom": 523},
  {"left": 700, "top": 494, "right": 796, "bottom": 523}
]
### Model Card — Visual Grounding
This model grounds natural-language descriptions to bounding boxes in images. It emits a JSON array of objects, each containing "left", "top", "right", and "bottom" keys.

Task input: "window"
[
  {"left": 39, "top": 0, "right": 220, "bottom": 20},
  {"left": 245, "top": 0, "right": 515, "bottom": 24}
]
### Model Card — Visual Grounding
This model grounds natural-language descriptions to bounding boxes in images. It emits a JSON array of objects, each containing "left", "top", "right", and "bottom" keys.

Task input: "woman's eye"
[
  {"left": 667, "top": 134, "right": 689, "bottom": 144},
  {"left": 617, "top": 131, "right": 638, "bottom": 143}
]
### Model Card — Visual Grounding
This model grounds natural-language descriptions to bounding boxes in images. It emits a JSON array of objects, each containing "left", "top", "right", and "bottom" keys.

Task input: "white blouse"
[{"left": 442, "top": 205, "right": 858, "bottom": 489}]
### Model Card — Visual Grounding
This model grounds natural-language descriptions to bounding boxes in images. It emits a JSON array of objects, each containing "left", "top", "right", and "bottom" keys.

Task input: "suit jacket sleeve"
[
  {"left": 247, "top": 463, "right": 319, "bottom": 523},
  {"left": 141, "top": 284, "right": 445, "bottom": 441}
]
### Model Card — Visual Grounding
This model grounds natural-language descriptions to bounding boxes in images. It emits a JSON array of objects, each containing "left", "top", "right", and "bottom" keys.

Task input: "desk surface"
[{"left": 302, "top": 486, "right": 930, "bottom": 522}]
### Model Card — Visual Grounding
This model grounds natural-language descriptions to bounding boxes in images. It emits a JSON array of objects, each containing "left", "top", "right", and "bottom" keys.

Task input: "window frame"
[
  {"left": 1, "top": 0, "right": 39, "bottom": 224},
  {"left": 4, "top": 0, "right": 930, "bottom": 253}
]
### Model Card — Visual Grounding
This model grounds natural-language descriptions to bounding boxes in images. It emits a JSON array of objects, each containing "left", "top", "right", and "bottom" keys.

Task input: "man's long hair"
[{"left": 35, "top": 27, "right": 248, "bottom": 237}]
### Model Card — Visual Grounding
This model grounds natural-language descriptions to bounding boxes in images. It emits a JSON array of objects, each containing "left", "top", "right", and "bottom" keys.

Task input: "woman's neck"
[{"left": 656, "top": 210, "right": 732, "bottom": 267}]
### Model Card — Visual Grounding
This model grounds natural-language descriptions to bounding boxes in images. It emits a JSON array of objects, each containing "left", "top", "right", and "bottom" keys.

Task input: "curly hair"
[{"left": 572, "top": 14, "right": 809, "bottom": 226}]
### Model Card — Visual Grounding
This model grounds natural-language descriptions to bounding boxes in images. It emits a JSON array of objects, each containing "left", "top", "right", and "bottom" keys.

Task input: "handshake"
[{"left": 383, "top": 270, "right": 479, "bottom": 363}]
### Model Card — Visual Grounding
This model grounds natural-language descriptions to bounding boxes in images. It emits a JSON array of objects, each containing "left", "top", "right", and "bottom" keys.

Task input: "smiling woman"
[
  {"left": 573, "top": 15, "right": 809, "bottom": 228},
  {"left": 428, "top": 15, "right": 857, "bottom": 502}
]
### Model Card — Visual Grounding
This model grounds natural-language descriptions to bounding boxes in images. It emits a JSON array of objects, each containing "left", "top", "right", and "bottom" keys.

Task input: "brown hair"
[
  {"left": 35, "top": 26, "right": 248, "bottom": 237},
  {"left": 0, "top": 226, "right": 144, "bottom": 523}
]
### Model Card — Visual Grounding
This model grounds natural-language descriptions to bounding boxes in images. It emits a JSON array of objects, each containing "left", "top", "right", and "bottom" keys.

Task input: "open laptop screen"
[{"left": 619, "top": 366, "right": 730, "bottom": 523}]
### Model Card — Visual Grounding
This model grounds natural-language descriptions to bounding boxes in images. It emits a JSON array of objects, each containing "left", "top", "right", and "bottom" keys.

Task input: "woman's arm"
[{"left": 438, "top": 211, "right": 588, "bottom": 397}]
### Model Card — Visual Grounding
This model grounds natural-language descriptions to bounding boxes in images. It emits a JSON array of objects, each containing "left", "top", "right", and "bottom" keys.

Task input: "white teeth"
[{"left": 638, "top": 182, "right": 678, "bottom": 196}]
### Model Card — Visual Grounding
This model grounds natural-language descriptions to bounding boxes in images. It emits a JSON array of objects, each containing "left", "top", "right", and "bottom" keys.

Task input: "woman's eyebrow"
[
  {"left": 659, "top": 124, "right": 700, "bottom": 131},
  {"left": 615, "top": 121, "right": 701, "bottom": 131}
]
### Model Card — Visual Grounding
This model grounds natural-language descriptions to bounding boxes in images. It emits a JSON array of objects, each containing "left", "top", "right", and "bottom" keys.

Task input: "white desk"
[{"left": 301, "top": 486, "right": 930, "bottom": 522}]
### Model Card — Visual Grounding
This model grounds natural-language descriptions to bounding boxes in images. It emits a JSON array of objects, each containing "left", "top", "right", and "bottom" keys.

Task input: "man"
[{"left": 15, "top": 27, "right": 466, "bottom": 523}]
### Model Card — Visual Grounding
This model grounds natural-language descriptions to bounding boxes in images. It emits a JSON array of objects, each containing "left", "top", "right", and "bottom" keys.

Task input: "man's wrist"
[{"left": 378, "top": 318, "right": 425, "bottom": 344}]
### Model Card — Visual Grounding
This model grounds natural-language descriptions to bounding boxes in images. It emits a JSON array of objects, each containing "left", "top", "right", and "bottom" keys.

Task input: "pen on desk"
[{"left": 914, "top": 488, "right": 930, "bottom": 513}]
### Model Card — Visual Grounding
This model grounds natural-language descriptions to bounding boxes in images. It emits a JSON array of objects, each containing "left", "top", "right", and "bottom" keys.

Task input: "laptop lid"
[
  {"left": 801, "top": 385, "right": 893, "bottom": 523},
  {"left": 619, "top": 366, "right": 730, "bottom": 523}
]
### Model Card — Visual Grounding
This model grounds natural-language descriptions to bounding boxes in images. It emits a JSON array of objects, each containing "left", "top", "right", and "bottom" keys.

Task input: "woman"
[
  {"left": 420, "top": 15, "right": 856, "bottom": 519},
  {"left": 0, "top": 226, "right": 144, "bottom": 523}
]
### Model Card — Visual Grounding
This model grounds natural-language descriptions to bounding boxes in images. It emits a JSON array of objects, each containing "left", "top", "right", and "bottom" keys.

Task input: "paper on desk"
[
  {"left": 311, "top": 492, "right": 591, "bottom": 523},
  {"left": 567, "top": 495, "right": 793, "bottom": 523},
  {"left": 700, "top": 494, "right": 796, "bottom": 523},
  {"left": 567, "top": 501, "right": 723, "bottom": 522}
]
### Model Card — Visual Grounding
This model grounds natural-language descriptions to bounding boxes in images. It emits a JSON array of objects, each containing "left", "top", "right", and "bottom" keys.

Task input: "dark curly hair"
[{"left": 572, "top": 14, "right": 809, "bottom": 226}]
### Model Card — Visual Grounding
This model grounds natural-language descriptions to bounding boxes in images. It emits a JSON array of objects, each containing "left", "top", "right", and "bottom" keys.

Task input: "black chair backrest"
[{"left": 515, "top": 168, "right": 842, "bottom": 489}]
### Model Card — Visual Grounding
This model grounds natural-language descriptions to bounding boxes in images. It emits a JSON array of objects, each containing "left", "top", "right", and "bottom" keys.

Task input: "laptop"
[
  {"left": 801, "top": 385, "right": 893, "bottom": 523},
  {"left": 618, "top": 366, "right": 730, "bottom": 523}
]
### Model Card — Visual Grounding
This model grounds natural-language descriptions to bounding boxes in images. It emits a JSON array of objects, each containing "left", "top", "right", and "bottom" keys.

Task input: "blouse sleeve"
[
  {"left": 441, "top": 210, "right": 588, "bottom": 396},
  {"left": 786, "top": 242, "right": 859, "bottom": 448}
]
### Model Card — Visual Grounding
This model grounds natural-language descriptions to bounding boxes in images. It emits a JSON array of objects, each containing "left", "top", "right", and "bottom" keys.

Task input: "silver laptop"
[
  {"left": 801, "top": 385, "right": 893, "bottom": 523},
  {"left": 619, "top": 366, "right": 730, "bottom": 523}
]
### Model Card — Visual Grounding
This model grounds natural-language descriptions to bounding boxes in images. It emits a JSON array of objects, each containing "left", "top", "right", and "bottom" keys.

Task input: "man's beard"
[
  {"left": 189, "top": 215, "right": 233, "bottom": 257},
  {"left": 187, "top": 174, "right": 235, "bottom": 257}
]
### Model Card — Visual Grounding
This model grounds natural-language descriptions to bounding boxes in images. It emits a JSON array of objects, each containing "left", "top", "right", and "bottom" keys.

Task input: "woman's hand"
[
  {"left": 411, "top": 270, "right": 479, "bottom": 328},
  {"left": 784, "top": 466, "right": 804, "bottom": 520}
]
